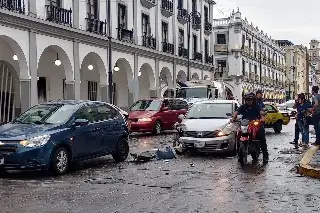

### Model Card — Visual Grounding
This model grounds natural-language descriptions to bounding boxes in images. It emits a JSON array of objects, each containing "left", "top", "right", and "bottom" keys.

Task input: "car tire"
[
  {"left": 112, "top": 138, "right": 129, "bottom": 162},
  {"left": 152, "top": 120, "right": 162, "bottom": 135},
  {"left": 274, "top": 120, "right": 283, "bottom": 133},
  {"left": 51, "top": 147, "right": 69, "bottom": 175},
  {"left": 0, "top": 168, "right": 8, "bottom": 177}
]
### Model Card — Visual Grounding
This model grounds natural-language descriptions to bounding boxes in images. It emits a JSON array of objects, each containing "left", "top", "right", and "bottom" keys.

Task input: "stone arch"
[
  {"left": 138, "top": 63, "right": 156, "bottom": 99},
  {"left": 0, "top": 35, "right": 28, "bottom": 79},
  {"left": 177, "top": 70, "right": 187, "bottom": 82},
  {"left": 160, "top": 67, "right": 173, "bottom": 89},
  {"left": 113, "top": 58, "right": 133, "bottom": 108},
  {"left": 191, "top": 73, "right": 200, "bottom": 80}
]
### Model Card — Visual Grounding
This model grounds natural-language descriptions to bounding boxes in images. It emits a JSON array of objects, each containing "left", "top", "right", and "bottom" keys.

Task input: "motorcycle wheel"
[{"left": 238, "top": 143, "right": 248, "bottom": 166}]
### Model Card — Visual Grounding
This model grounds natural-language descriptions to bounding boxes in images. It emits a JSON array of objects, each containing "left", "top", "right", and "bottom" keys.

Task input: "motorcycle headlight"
[
  {"left": 20, "top": 135, "right": 51, "bottom": 148},
  {"left": 241, "top": 126, "right": 248, "bottom": 132}
]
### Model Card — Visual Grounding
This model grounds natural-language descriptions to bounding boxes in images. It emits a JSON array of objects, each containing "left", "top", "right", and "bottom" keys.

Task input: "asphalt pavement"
[{"left": 1, "top": 121, "right": 320, "bottom": 213}]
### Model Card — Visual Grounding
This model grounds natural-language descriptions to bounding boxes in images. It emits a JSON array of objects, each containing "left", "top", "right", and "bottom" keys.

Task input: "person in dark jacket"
[
  {"left": 311, "top": 86, "right": 320, "bottom": 145},
  {"left": 256, "top": 90, "right": 265, "bottom": 109},
  {"left": 296, "top": 93, "right": 312, "bottom": 149}
]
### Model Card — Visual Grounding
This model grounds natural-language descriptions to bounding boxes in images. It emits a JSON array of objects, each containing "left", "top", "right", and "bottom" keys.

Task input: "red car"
[{"left": 128, "top": 98, "right": 188, "bottom": 135}]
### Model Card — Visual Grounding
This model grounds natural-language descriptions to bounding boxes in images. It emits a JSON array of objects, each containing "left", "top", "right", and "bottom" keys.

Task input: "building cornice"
[{"left": 0, "top": 10, "right": 214, "bottom": 71}]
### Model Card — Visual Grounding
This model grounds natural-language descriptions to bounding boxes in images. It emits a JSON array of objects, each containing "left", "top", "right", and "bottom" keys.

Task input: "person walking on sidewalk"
[
  {"left": 311, "top": 86, "right": 320, "bottom": 145},
  {"left": 296, "top": 93, "right": 312, "bottom": 150},
  {"left": 290, "top": 96, "right": 300, "bottom": 149}
]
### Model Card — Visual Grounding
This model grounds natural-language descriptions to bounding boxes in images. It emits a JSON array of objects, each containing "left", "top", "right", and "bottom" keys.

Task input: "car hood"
[
  {"left": 185, "top": 98, "right": 209, "bottom": 104},
  {"left": 129, "top": 111, "right": 157, "bottom": 119},
  {"left": 0, "top": 123, "right": 59, "bottom": 140},
  {"left": 182, "top": 118, "right": 230, "bottom": 131}
]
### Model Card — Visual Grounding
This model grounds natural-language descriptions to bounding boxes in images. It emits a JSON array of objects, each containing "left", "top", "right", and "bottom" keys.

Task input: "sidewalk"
[{"left": 298, "top": 145, "right": 320, "bottom": 178}]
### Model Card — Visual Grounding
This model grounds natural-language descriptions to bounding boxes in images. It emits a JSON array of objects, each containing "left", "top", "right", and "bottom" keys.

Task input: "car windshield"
[
  {"left": 12, "top": 104, "right": 78, "bottom": 125},
  {"left": 185, "top": 103, "right": 233, "bottom": 119},
  {"left": 176, "top": 87, "right": 209, "bottom": 99},
  {"left": 129, "top": 100, "right": 162, "bottom": 111},
  {"left": 285, "top": 101, "right": 295, "bottom": 108}
]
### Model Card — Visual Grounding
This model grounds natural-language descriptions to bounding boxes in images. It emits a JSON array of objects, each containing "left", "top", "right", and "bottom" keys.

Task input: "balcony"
[
  {"left": 178, "top": 47, "right": 188, "bottom": 59},
  {"left": 140, "top": 0, "right": 156, "bottom": 9},
  {"left": 214, "top": 44, "right": 228, "bottom": 53},
  {"left": 205, "top": 55, "right": 213, "bottom": 65},
  {"left": 191, "top": 13, "right": 201, "bottom": 30},
  {"left": 45, "top": 5, "right": 72, "bottom": 26},
  {"left": 142, "top": 34, "right": 156, "bottom": 49},
  {"left": 255, "top": 74, "right": 259, "bottom": 82},
  {"left": 0, "top": 0, "right": 25, "bottom": 14},
  {"left": 193, "top": 52, "right": 202, "bottom": 62},
  {"left": 162, "top": 41, "right": 174, "bottom": 55},
  {"left": 161, "top": 0, "right": 173, "bottom": 17},
  {"left": 177, "top": 8, "right": 188, "bottom": 25},
  {"left": 117, "top": 27, "right": 134, "bottom": 43},
  {"left": 86, "top": 14, "right": 107, "bottom": 35},
  {"left": 204, "top": 22, "right": 212, "bottom": 36}
]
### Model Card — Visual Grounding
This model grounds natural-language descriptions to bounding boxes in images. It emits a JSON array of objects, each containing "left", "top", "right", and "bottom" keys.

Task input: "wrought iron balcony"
[
  {"left": 205, "top": 55, "right": 213, "bottom": 65},
  {"left": 140, "top": 0, "right": 156, "bottom": 9},
  {"left": 142, "top": 34, "right": 156, "bottom": 49},
  {"left": 161, "top": 0, "right": 173, "bottom": 17},
  {"left": 204, "top": 22, "right": 212, "bottom": 36},
  {"left": 86, "top": 14, "right": 107, "bottom": 35},
  {"left": 45, "top": 5, "right": 72, "bottom": 26},
  {"left": 193, "top": 52, "right": 202, "bottom": 62},
  {"left": 192, "top": 14, "right": 202, "bottom": 30},
  {"left": 177, "top": 8, "right": 188, "bottom": 24},
  {"left": 178, "top": 47, "right": 188, "bottom": 59},
  {"left": 162, "top": 41, "right": 174, "bottom": 55},
  {"left": 117, "top": 27, "right": 134, "bottom": 43},
  {"left": 0, "top": 0, "right": 25, "bottom": 14}
]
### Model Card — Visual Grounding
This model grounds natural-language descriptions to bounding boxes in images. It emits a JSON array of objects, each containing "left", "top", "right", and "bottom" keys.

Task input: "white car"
[{"left": 279, "top": 100, "right": 297, "bottom": 117}]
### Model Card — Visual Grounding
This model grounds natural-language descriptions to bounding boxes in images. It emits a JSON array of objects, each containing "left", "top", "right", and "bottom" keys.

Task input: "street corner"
[{"left": 298, "top": 145, "right": 320, "bottom": 179}]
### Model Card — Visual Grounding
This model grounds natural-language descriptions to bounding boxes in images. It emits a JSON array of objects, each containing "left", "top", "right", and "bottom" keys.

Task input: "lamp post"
[
  {"left": 186, "top": 11, "right": 201, "bottom": 81},
  {"left": 107, "top": 0, "right": 113, "bottom": 103}
]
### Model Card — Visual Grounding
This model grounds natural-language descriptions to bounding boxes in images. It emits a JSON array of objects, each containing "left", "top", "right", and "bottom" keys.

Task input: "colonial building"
[
  {"left": 212, "top": 9, "right": 286, "bottom": 103},
  {"left": 309, "top": 39, "right": 320, "bottom": 77},
  {"left": 0, "top": 0, "right": 216, "bottom": 122}
]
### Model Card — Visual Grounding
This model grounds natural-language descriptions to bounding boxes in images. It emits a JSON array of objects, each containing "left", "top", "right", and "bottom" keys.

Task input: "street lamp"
[
  {"left": 13, "top": 55, "right": 18, "bottom": 61},
  {"left": 54, "top": 53, "right": 61, "bottom": 66},
  {"left": 186, "top": 11, "right": 202, "bottom": 81},
  {"left": 113, "top": 63, "right": 119, "bottom": 72},
  {"left": 88, "top": 63, "right": 93, "bottom": 70}
]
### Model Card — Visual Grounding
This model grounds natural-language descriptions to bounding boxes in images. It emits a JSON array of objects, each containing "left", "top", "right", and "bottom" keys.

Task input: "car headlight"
[
  {"left": 217, "top": 124, "right": 233, "bottom": 136},
  {"left": 138, "top": 118, "right": 152, "bottom": 122},
  {"left": 20, "top": 135, "right": 51, "bottom": 148}
]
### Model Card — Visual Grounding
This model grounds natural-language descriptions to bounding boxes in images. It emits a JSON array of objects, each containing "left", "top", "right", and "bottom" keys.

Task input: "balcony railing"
[
  {"left": 0, "top": 0, "right": 25, "bottom": 13},
  {"left": 140, "top": 0, "right": 156, "bottom": 9},
  {"left": 214, "top": 44, "right": 228, "bottom": 53},
  {"left": 117, "top": 27, "right": 134, "bottom": 43},
  {"left": 204, "top": 22, "right": 212, "bottom": 35},
  {"left": 86, "top": 14, "right": 107, "bottom": 35},
  {"left": 142, "top": 34, "right": 156, "bottom": 49},
  {"left": 161, "top": 0, "right": 173, "bottom": 17},
  {"left": 177, "top": 8, "right": 188, "bottom": 24},
  {"left": 191, "top": 12, "right": 201, "bottom": 30},
  {"left": 178, "top": 47, "right": 188, "bottom": 59},
  {"left": 162, "top": 41, "right": 174, "bottom": 54},
  {"left": 205, "top": 55, "right": 213, "bottom": 64},
  {"left": 45, "top": 5, "right": 72, "bottom": 26},
  {"left": 193, "top": 52, "right": 202, "bottom": 62}
]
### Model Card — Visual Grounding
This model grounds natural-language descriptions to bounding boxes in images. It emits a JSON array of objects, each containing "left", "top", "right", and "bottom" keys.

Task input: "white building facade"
[
  {"left": 0, "top": 0, "right": 216, "bottom": 122},
  {"left": 212, "top": 9, "right": 286, "bottom": 103}
]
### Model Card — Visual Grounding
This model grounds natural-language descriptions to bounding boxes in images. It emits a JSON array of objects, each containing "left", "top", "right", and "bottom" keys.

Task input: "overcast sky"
[{"left": 213, "top": 0, "right": 318, "bottom": 47}]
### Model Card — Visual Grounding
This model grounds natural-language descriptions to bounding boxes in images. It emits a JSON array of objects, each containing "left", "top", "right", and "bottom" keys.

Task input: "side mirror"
[
  {"left": 178, "top": 114, "right": 184, "bottom": 121},
  {"left": 226, "top": 113, "right": 232, "bottom": 117},
  {"left": 73, "top": 119, "right": 89, "bottom": 127},
  {"left": 162, "top": 107, "right": 169, "bottom": 111}
]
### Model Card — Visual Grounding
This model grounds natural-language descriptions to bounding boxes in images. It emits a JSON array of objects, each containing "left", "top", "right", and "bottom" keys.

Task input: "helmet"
[
  {"left": 256, "top": 90, "right": 263, "bottom": 95},
  {"left": 244, "top": 92, "right": 256, "bottom": 102}
]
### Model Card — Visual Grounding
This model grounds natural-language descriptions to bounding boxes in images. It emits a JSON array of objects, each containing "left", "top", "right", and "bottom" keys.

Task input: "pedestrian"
[
  {"left": 311, "top": 86, "right": 320, "bottom": 145},
  {"left": 290, "top": 96, "right": 300, "bottom": 149},
  {"left": 296, "top": 93, "right": 312, "bottom": 150},
  {"left": 256, "top": 90, "right": 265, "bottom": 109}
]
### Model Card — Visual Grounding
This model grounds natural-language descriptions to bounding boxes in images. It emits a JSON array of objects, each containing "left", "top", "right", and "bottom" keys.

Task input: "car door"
[
  {"left": 174, "top": 100, "right": 188, "bottom": 123},
  {"left": 72, "top": 105, "right": 102, "bottom": 158},
  {"left": 159, "top": 99, "right": 173, "bottom": 129}
]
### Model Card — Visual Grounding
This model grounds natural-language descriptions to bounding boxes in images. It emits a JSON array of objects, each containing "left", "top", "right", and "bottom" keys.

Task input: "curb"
[{"left": 298, "top": 145, "right": 320, "bottom": 179}]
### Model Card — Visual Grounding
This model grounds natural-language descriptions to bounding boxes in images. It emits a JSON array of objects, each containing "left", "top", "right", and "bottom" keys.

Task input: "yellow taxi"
[{"left": 264, "top": 102, "right": 290, "bottom": 133}]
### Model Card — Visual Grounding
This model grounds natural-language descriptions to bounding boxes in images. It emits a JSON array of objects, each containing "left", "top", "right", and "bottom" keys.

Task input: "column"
[
  {"left": 155, "top": 59, "right": 160, "bottom": 97},
  {"left": 73, "top": 40, "right": 80, "bottom": 99},
  {"left": 99, "top": 84, "right": 108, "bottom": 102},
  {"left": 65, "top": 80, "right": 75, "bottom": 99},
  {"left": 172, "top": 0, "right": 177, "bottom": 55},
  {"left": 173, "top": 61, "right": 177, "bottom": 97},
  {"left": 72, "top": 0, "right": 80, "bottom": 29},
  {"left": 20, "top": 79, "right": 30, "bottom": 113},
  {"left": 28, "top": 0, "right": 37, "bottom": 17},
  {"left": 200, "top": 0, "right": 204, "bottom": 62},
  {"left": 133, "top": 0, "right": 138, "bottom": 44},
  {"left": 155, "top": 2, "right": 160, "bottom": 51},
  {"left": 29, "top": 29, "right": 38, "bottom": 106}
]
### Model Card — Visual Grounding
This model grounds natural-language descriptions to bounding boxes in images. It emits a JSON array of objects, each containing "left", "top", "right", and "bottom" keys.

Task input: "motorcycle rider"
[{"left": 231, "top": 92, "right": 268, "bottom": 164}]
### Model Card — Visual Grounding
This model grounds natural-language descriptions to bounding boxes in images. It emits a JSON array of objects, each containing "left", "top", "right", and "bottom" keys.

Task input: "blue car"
[{"left": 0, "top": 100, "right": 129, "bottom": 175}]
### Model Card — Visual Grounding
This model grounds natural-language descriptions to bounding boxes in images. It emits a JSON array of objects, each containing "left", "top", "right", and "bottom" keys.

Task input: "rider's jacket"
[{"left": 237, "top": 104, "right": 262, "bottom": 121}]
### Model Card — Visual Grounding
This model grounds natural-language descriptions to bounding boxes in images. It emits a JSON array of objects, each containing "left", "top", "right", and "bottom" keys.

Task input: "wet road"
[{"left": 1, "top": 121, "right": 320, "bottom": 213}]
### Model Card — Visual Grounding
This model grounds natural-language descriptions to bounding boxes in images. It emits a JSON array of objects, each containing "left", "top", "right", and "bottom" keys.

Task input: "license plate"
[
  {"left": 240, "top": 137, "right": 248, "bottom": 142},
  {"left": 0, "top": 158, "right": 4, "bottom": 165},
  {"left": 194, "top": 141, "right": 205, "bottom": 148}
]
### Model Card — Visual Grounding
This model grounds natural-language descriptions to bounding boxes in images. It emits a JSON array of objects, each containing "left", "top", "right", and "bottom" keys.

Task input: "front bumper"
[
  {"left": 179, "top": 134, "right": 236, "bottom": 153},
  {"left": 130, "top": 121, "right": 155, "bottom": 132},
  {"left": 0, "top": 143, "right": 53, "bottom": 170}
]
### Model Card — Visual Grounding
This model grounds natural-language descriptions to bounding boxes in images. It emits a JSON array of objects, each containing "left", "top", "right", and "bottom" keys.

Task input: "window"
[
  {"left": 178, "top": 0, "right": 183, "bottom": 9},
  {"left": 192, "top": 0, "right": 196, "bottom": 11},
  {"left": 46, "top": 0, "right": 61, "bottom": 6},
  {"left": 37, "top": 77, "right": 47, "bottom": 103},
  {"left": 87, "top": 0, "right": 98, "bottom": 18},
  {"left": 142, "top": 13, "right": 150, "bottom": 35},
  {"left": 204, "top": 6, "right": 209, "bottom": 22},
  {"left": 118, "top": 4, "right": 127, "bottom": 29},
  {"left": 75, "top": 106, "right": 95, "bottom": 123},
  {"left": 248, "top": 39, "right": 251, "bottom": 48},
  {"left": 242, "top": 35, "right": 245, "bottom": 48},
  {"left": 242, "top": 59, "right": 245, "bottom": 74},
  {"left": 193, "top": 34, "right": 197, "bottom": 53},
  {"left": 88, "top": 81, "right": 98, "bottom": 101},
  {"left": 162, "top": 21, "right": 168, "bottom": 42},
  {"left": 186, "top": 103, "right": 233, "bottom": 119},
  {"left": 95, "top": 104, "right": 121, "bottom": 121},
  {"left": 217, "top": 60, "right": 226, "bottom": 72},
  {"left": 254, "top": 64, "right": 257, "bottom": 75},
  {"left": 217, "top": 34, "right": 226, "bottom": 44},
  {"left": 204, "top": 39, "right": 209, "bottom": 56},
  {"left": 171, "top": 100, "right": 188, "bottom": 110},
  {"left": 249, "top": 63, "right": 252, "bottom": 72},
  {"left": 179, "top": 29, "right": 184, "bottom": 47},
  {"left": 129, "top": 100, "right": 162, "bottom": 111},
  {"left": 265, "top": 105, "right": 277, "bottom": 113}
]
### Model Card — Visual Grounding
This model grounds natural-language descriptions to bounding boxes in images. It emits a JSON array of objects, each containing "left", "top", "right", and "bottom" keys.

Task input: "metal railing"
[
  {"left": 86, "top": 14, "right": 107, "bottom": 35},
  {"left": 0, "top": 0, "right": 25, "bottom": 13},
  {"left": 45, "top": 5, "right": 72, "bottom": 26}
]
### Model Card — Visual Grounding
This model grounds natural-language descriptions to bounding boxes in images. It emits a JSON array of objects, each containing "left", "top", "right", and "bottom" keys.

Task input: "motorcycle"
[{"left": 237, "top": 119, "right": 261, "bottom": 165}]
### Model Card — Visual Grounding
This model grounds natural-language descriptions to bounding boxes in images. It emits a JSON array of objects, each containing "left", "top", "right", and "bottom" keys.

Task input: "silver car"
[{"left": 178, "top": 100, "right": 240, "bottom": 154}]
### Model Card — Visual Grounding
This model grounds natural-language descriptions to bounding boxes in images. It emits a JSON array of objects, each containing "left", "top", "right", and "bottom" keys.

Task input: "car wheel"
[
  {"left": 51, "top": 147, "right": 69, "bottom": 175},
  {"left": 0, "top": 168, "right": 8, "bottom": 177},
  {"left": 274, "top": 120, "right": 283, "bottom": 133},
  {"left": 112, "top": 138, "right": 129, "bottom": 162},
  {"left": 152, "top": 120, "right": 162, "bottom": 135}
]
